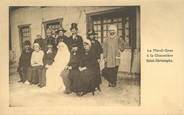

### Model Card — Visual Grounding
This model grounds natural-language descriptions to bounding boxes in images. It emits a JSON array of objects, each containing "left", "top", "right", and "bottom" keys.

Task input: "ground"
[{"left": 9, "top": 64, "right": 140, "bottom": 107}]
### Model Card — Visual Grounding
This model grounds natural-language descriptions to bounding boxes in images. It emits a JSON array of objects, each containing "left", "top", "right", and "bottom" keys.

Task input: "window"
[
  {"left": 42, "top": 18, "right": 63, "bottom": 36},
  {"left": 87, "top": 7, "right": 137, "bottom": 48},
  {"left": 18, "top": 24, "right": 31, "bottom": 51}
]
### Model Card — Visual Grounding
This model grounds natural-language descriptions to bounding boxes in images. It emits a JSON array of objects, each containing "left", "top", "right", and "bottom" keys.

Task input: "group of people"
[{"left": 17, "top": 23, "right": 122, "bottom": 96}]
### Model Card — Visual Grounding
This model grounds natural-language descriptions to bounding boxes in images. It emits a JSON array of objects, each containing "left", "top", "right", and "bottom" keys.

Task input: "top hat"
[
  {"left": 70, "top": 23, "right": 78, "bottom": 30},
  {"left": 88, "top": 29, "right": 98, "bottom": 36},
  {"left": 55, "top": 27, "right": 66, "bottom": 33}
]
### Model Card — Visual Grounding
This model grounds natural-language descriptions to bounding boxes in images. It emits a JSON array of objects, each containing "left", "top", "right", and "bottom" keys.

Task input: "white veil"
[{"left": 44, "top": 42, "right": 70, "bottom": 92}]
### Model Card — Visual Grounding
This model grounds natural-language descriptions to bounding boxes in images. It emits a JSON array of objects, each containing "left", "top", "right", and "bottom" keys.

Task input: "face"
[
  {"left": 71, "top": 28, "right": 77, "bottom": 35},
  {"left": 83, "top": 43, "right": 90, "bottom": 51},
  {"left": 108, "top": 30, "right": 116, "bottom": 36},
  {"left": 24, "top": 45, "right": 30, "bottom": 50},
  {"left": 59, "top": 31, "right": 64, "bottom": 36},
  {"left": 57, "top": 42, "right": 66, "bottom": 51},
  {"left": 34, "top": 45, "right": 40, "bottom": 52},
  {"left": 89, "top": 34, "right": 94, "bottom": 40},
  {"left": 47, "top": 32, "right": 51, "bottom": 37},
  {"left": 37, "top": 35, "right": 41, "bottom": 39}
]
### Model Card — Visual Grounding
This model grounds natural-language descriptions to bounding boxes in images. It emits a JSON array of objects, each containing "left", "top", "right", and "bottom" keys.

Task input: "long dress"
[
  {"left": 77, "top": 49, "right": 99, "bottom": 94},
  {"left": 44, "top": 43, "right": 70, "bottom": 92},
  {"left": 68, "top": 51, "right": 81, "bottom": 93}
]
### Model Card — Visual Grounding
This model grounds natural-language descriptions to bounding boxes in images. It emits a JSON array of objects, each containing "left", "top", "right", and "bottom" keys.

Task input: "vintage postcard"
[{"left": 0, "top": 0, "right": 184, "bottom": 115}]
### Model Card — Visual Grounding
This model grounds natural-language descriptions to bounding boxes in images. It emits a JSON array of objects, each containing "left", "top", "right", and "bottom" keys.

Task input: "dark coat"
[
  {"left": 17, "top": 48, "right": 33, "bottom": 82},
  {"left": 89, "top": 39, "right": 103, "bottom": 84},
  {"left": 18, "top": 48, "right": 33, "bottom": 69},
  {"left": 43, "top": 49, "right": 56, "bottom": 66},
  {"left": 68, "top": 35, "right": 83, "bottom": 52},
  {"left": 76, "top": 49, "right": 100, "bottom": 93},
  {"left": 45, "top": 36, "right": 58, "bottom": 51},
  {"left": 68, "top": 51, "right": 81, "bottom": 92},
  {"left": 57, "top": 35, "right": 70, "bottom": 48},
  {"left": 90, "top": 39, "right": 103, "bottom": 60}
]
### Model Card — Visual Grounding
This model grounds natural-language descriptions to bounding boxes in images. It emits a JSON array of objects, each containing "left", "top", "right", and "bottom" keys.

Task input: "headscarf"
[{"left": 108, "top": 24, "right": 118, "bottom": 38}]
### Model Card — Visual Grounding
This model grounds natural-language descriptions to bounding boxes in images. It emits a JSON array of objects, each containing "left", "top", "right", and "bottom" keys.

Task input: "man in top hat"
[
  {"left": 68, "top": 23, "right": 83, "bottom": 53},
  {"left": 55, "top": 27, "right": 70, "bottom": 48}
]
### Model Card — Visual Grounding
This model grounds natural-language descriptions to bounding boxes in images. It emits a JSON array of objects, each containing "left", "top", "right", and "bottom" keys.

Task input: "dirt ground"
[{"left": 9, "top": 65, "right": 140, "bottom": 107}]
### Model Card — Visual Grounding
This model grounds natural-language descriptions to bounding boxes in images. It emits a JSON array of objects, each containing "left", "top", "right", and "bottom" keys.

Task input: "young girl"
[{"left": 29, "top": 43, "right": 44, "bottom": 85}]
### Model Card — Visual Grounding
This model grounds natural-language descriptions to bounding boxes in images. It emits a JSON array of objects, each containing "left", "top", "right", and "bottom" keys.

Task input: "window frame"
[
  {"left": 86, "top": 7, "right": 137, "bottom": 49},
  {"left": 42, "top": 18, "right": 63, "bottom": 37},
  {"left": 18, "top": 24, "right": 31, "bottom": 51}
]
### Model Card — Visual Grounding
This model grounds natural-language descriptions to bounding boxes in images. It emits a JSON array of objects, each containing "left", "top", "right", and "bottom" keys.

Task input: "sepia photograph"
[{"left": 9, "top": 6, "right": 141, "bottom": 107}]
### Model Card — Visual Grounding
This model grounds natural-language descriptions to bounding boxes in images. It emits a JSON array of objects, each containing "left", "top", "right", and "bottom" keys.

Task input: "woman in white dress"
[{"left": 44, "top": 41, "right": 70, "bottom": 92}]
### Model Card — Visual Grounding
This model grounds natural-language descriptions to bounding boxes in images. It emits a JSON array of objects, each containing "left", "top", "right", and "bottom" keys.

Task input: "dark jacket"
[
  {"left": 45, "top": 36, "right": 58, "bottom": 51},
  {"left": 43, "top": 49, "right": 56, "bottom": 66},
  {"left": 68, "top": 35, "right": 83, "bottom": 52},
  {"left": 80, "top": 49, "right": 97, "bottom": 70},
  {"left": 68, "top": 51, "right": 81, "bottom": 70},
  {"left": 57, "top": 35, "right": 70, "bottom": 48},
  {"left": 17, "top": 48, "right": 33, "bottom": 71},
  {"left": 90, "top": 39, "right": 103, "bottom": 60}
]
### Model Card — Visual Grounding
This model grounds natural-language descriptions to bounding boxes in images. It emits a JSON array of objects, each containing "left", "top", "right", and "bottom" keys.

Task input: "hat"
[
  {"left": 108, "top": 24, "right": 117, "bottom": 32},
  {"left": 55, "top": 27, "right": 66, "bottom": 33},
  {"left": 83, "top": 39, "right": 91, "bottom": 46},
  {"left": 88, "top": 29, "right": 98, "bottom": 36},
  {"left": 23, "top": 40, "right": 31, "bottom": 45},
  {"left": 70, "top": 23, "right": 78, "bottom": 30},
  {"left": 33, "top": 43, "right": 40, "bottom": 47}
]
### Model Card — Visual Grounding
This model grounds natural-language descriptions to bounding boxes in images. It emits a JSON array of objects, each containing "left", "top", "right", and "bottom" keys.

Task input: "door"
[{"left": 18, "top": 24, "right": 31, "bottom": 51}]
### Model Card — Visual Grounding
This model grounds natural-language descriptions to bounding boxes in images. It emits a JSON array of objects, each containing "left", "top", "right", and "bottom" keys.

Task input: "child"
[
  {"left": 17, "top": 40, "right": 33, "bottom": 83},
  {"left": 29, "top": 43, "right": 44, "bottom": 85},
  {"left": 39, "top": 44, "right": 56, "bottom": 88}
]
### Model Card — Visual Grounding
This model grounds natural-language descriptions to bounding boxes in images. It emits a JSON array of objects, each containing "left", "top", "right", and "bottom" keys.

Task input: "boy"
[{"left": 17, "top": 40, "right": 33, "bottom": 83}]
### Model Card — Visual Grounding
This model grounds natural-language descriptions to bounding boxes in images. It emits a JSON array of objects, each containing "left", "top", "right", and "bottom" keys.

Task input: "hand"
[
  {"left": 65, "top": 65, "right": 69, "bottom": 70},
  {"left": 45, "top": 64, "right": 50, "bottom": 68},
  {"left": 97, "top": 59, "right": 100, "bottom": 63},
  {"left": 79, "top": 67, "right": 86, "bottom": 71},
  {"left": 68, "top": 66, "right": 72, "bottom": 70},
  {"left": 103, "top": 58, "right": 107, "bottom": 62},
  {"left": 79, "top": 67, "right": 82, "bottom": 71}
]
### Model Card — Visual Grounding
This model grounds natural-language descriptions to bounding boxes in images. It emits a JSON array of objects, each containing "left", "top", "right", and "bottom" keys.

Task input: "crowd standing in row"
[{"left": 17, "top": 23, "right": 123, "bottom": 96}]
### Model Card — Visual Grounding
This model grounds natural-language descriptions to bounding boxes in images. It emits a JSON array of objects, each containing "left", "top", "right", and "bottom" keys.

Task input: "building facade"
[{"left": 9, "top": 6, "right": 140, "bottom": 74}]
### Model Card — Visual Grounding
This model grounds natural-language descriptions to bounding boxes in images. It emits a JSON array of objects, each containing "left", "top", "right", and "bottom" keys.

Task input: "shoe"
[
  {"left": 92, "top": 91, "right": 95, "bottom": 96},
  {"left": 108, "top": 83, "right": 112, "bottom": 87},
  {"left": 64, "top": 90, "right": 72, "bottom": 94},
  {"left": 76, "top": 92, "right": 84, "bottom": 97},
  {"left": 39, "top": 85, "right": 45, "bottom": 88},
  {"left": 24, "top": 81, "right": 30, "bottom": 85},
  {"left": 111, "top": 83, "right": 116, "bottom": 87},
  {"left": 97, "top": 86, "right": 101, "bottom": 92},
  {"left": 18, "top": 80, "right": 23, "bottom": 82}
]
